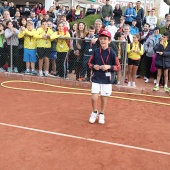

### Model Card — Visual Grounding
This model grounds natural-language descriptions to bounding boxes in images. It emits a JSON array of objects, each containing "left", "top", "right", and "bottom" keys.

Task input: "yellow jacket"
[
  {"left": 51, "top": 31, "right": 70, "bottom": 52},
  {"left": 127, "top": 42, "right": 144, "bottom": 60},
  {"left": 34, "top": 27, "right": 53, "bottom": 48},
  {"left": 18, "top": 29, "right": 37, "bottom": 49}
]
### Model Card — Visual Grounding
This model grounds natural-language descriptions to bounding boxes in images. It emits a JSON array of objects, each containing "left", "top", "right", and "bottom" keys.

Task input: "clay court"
[{"left": 0, "top": 77, "right": 170, "bottom": 170}]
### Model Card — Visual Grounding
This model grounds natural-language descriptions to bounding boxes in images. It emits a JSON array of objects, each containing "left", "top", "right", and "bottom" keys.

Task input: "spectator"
[
  {"left": 130, "top": 19, "right": 139, "bottom": 35},
  {"left": 58, "top": 5, "right": 65, "bottom": 15},
  {"left": 60, "top": 14, "right": 70, "bottom": 30},
  {"left": 124, "top": 2, "right": 136, "bottom": 26},
  {"left": 3, "top": 10, "right": 11, "bottom": 28},
  {"left": 55, "top": 1, "right": 60, "bottom": 11},
  {"left": 113, "top": 4, "right": 122, "bottom": 26},
  {"left": 107, "top": 18, "right": 118, "bottom": 40},
  {"left": 9, "top": 2, "right": 16, "bottom": 18},
  {"left": 143, "top": 9, "right": 151, "bottom": 25},
  {"left": 19, "top": 6, "right": 24, "bottom": 16},
  {"left": 47, "top": 6, "right": 55, "bottom": 19},
  {"left": 65, "top": 7, "right": 73, "bottom": 22},
  {"left": 103, "top": 16, "right": 110, "bottom": 26},
  {"left": 5, "top": 20, "right": 19, "bottom": 72},
  {"left": 94, "top": 19, "right": 102, "bottom": 34},
  {"left": 127, "top": 34, "right": 144, "bottom": 87},
  {"left": 30, "top": 11, "right": 38, "bottom": 29},
  {"left": 73, "top": 22, "right": 87, "bottom": 80},
  {"left": 96, "top": 7, "right": 101, "bottom": 15},
  {"left": 34, "top": 19, "right": 53, "bottom": 77},
  {"left": 68, "top": 23, "right": 77, "bottom": 74},
  {"left": 36, "top": 3, "right": 46, "bottom": 15},
  {"left": 64, "top": 6, "right": 69, "bottom": 16},
  {"left": 101, "top": 0, "right": 113, "bottom": 20},
  {"left": 124, "top": 24, "right": 133, "bottom": 44},
  {"left": 51, "top": 21, "right": 71, "bottom": 78},
  {"left": 114, "top": 32, "right": 126, "bottom": 84},
  {"left": 160, "top": 14, "right": 170, "bottom": 27},
  {"left": 153, "top": 32, "right": 170, "bottom": 92},
  {"left": 74, "top": 5, "right": 83, "bottom": 20},
  {"left": 70, "top": 6, "right": 75, "bottom": 22},
  {"left": 146, "top": 9, "right": 157, "bottom": 31},
  {"left": 19, "top": 16, "right": 27, "bottom": 28},
  {"left": 18, "top": 21, "right": 37, "bottom": 75},
  {"left": 0, "top": 1, "right": 9, "bottom": 15},
  {"left": 44, "top": 14, "right": 53, "bottom": 22},
  {"left": 36, "top": 14, "right": 44, "bottom": 28},
  {"left": 79, "top": 25, "right": 98, "bottom": 81},
  {"left": 47, "top": 20, "right": 57, "bottom": 75},
  {"left": 0, "top": 23, "right": 7, "bottom": 72},
  {"left": 117, "top": 16, "right": 126, "bottom": 32},
  {"left": 86, "top": 4, "right": 96, "bottom": 16},
  {"left": 22, "top": 1, "right": 31, "bottom": 18},
  {"left": 13, "top": 11, "right": 20, "bottom": 21},
  {"left": 144, "top": 27, "right": 161, "bottom": 84},
  {"left": 137, "top": 23, "right": 152, "bottom": 78},
  {"left": 134, "top": 1, "right": 144, "bottom": 32}
]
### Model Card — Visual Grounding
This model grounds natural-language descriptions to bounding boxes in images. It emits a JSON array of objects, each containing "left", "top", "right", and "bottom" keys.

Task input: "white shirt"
[
  {"left": 146, "top": 15, "right": 157, "bottom": 30},
  {"left": 107, "top": 25, "right": 118, "bottom": 40}
]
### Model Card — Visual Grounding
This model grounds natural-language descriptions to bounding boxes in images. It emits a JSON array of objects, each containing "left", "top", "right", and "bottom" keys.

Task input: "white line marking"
[{"left": 0, "top": 122, "right": 170, "bottom": 156}]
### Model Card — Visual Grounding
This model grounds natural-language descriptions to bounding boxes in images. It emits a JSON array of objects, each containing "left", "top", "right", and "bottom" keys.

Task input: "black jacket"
[
  {"left": 154, "top": 42, "right": 170, "bottom": 69},
  {"left": 134, "top": 7, "right": 144, "bottom": 22},
  {"left": 113, "top": 9, "right": 122, "bottom": 25}
]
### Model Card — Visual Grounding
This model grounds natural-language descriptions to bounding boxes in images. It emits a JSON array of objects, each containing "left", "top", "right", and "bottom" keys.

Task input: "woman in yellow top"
[
  {"left": 127, "top": 34, "right": 144, "bottom": 87},
  {"left": 51, "top": 21, "right": 70, "bottom": 78}
]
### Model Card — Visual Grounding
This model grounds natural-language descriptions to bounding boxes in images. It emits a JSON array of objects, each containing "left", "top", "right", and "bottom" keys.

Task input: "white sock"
[
  {"left": 156, "top": 83, "right": 159, "bottom": 87},
  {"left": 26, "top": 69, "right": 30, "bottom": 72},
  {"left": 164, "top": 84, "right": 167, "bottom": 88}
]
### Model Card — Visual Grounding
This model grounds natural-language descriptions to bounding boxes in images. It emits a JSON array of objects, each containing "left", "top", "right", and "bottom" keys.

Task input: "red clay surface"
[{"left": 0, "top": 77, "right": 170, "bottom": 170}]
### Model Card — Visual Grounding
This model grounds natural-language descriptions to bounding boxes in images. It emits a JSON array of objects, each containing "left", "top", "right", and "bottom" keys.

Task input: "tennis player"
[{"left": 88, "top": 30, "right": 120, "bottom": 124}]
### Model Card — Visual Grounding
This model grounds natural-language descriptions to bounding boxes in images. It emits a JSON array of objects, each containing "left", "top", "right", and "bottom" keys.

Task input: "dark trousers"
[
  {"left": 75, "top": 55, "right": 83, "bottom": 79},
  {"left": 68, "top": 50, "right": 76, "bottom": 73},
  {"left": 145, "top": 56, "right": 157, "bottom": 79},
  {"left": 136, "top": 21, "right": 142, "bottom": 32},
  {"left": 7, "top": 45, "right": 19, "bottom": 68},
  {"left": 57, "top": 52, "right": 68, "bottom": 77},
  {"left": 0, "top": 47, "right": 7, "bottom": 67},
  {"left": 137, "top": 52, "right": 146, "bottom": 76},
  {"left": 81, "top": 55, "right": 91, "bottom": 78}
]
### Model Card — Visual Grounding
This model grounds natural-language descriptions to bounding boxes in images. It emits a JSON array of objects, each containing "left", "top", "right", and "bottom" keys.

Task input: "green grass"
[{"left": 69, "top": 14, "right": 101, "bottom": 29}]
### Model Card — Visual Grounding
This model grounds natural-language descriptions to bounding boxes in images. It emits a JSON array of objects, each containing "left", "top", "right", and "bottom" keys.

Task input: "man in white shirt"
[{"left": 146, "top": 9, "right": 157, "bottom": 31}]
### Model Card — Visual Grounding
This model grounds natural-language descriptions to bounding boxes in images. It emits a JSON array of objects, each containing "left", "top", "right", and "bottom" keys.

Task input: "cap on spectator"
[
  {"left": 99, "top": 30, "right": 111, "bottom": 39},
  {"left": 153, "top": 26, "right": 160, "bottom": 31}
]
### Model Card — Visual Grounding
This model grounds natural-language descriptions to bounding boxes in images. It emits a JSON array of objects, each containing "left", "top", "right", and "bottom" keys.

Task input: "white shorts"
[{"left": 91, "top": 82, "right": 112, "bottom": 96}]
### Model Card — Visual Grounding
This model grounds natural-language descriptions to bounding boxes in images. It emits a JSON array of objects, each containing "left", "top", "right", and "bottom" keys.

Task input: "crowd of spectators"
[{"left": 0, "top": 0, "right": 169, "bottom": 92}]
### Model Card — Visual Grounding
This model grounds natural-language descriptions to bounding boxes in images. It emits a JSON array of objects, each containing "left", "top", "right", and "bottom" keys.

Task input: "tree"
[{"left": 164, "top": 0, "right": 170, "bottom": 5}]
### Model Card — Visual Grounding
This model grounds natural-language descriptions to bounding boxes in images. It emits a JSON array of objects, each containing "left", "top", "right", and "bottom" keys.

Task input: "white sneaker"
[
  {"left": 132, "top": 82, "right": 136, "bottom": 87},
  {"left": 143, "top": 76, "right": 147, "bottom": 80},
  {"left": 13, "top": 67, "right": 18, "bottom": 73},
  {"left": 98, "top": 114, "right": 105, "bottom": 124},
  {"left": 154, "top": 79, "right": 157, "bottom": 84},
  {"left": 145, "top": 78, "right": 149, "bottom": 83},
  {"left": 44, "top": 71, "right": 50, "bottom": 77},
  {"left": 38, "top": 70, "right": 44, "bottom": 77},
  {"left": 89, "top": 111, "right": 98, "bottom": 124},
  {"left": 0, "top": 67, "right": 5, "bottom": 72},
  {"left": 127, "top": 82, "right": 131, "bottom": 86}
]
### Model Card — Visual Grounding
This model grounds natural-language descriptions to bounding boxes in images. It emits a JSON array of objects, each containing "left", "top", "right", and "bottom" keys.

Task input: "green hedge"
[{"left": 69, "top": 14, "right": 101, "bottom": 29}]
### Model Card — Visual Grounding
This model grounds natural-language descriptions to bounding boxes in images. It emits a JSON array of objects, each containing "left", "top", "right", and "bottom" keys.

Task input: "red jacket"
[{"left": 36, "top": 8, "right": 46, "bottom": 15}]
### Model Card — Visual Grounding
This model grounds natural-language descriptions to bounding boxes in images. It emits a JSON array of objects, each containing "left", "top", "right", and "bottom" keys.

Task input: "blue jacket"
[
  {"left": 130, "top": 26, "right": 139, "bottom": 35},
  {"left": 154, "top": 42, "right": 170, "bottom": 69},
  {"left": 124, "top": 7, "right": 136, "bottom": 22},
  {"left": 88, "top": 47, "right": 120, "bottom": 84}
]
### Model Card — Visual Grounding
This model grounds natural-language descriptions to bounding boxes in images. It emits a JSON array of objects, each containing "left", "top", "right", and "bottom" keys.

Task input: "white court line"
[{"left": 0, "top": 122, "right": 170, "bottom": 156}]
